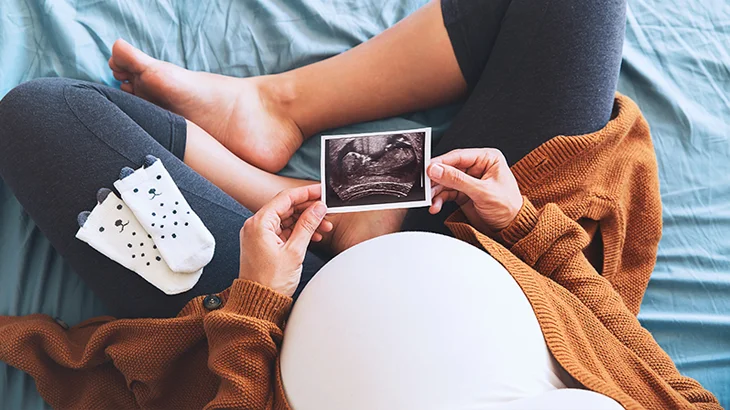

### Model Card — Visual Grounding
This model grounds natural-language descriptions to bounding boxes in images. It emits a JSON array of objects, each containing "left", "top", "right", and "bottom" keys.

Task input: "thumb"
[
  {"left": 429, "top": 163, "right": 482, "bottom": 200},
  {"left": 286, "top": 201, "right": 327, "bottom": 252}
]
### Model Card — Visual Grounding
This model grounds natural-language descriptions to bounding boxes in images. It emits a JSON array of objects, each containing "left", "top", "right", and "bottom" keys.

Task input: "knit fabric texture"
[{"left": 0, "top": 94, "right": 720, "bottom": 409}]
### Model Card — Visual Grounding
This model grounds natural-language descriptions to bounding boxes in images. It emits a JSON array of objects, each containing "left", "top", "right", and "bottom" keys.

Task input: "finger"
[
  {"left": 437, "top": 190, "right": 461, "bottom": 204},
  {"left": 312, "top": 232, "right": 323, "bottom": 242},
  {"left": 279, "top": 201, "right": 317, "bottom": 224},
  {"left": 256, "top": 184, "right": 321, "bottom": 234},
  {"left": 262, "top": 184, "right": 322, "bottom": 218},
  {"left": 430, "top": 148, "right": 481, "bottom": 169},
  {"left": 320, "top": 219, "right": 334, "bottom": 232},
  {"left": 429, "top": 190, "right": 460, "bottom": 214},
  {"left": 281, "top": 215, "right": 333, "bottom": 238},
  {"left": 279, "top": 228, "right": 292, "bottom": 242},
  {"left": 431, "top": 183, "right": 446, "bottom": 199},
  {"left": 278, "top": 206, "right": 297, "bottom": 222},
  {"left": 429, "top": 196, "right": 442, "bottom": 214},
  {"left": 293, "top": 199, "right": 321, "bottom": 214},
  {"left": 431, "top": 148, "right": 502, "bottom": 171},
  {"left": 280, "top": 216, "right": 295, "bottom": 229},
  {"left": 280, "top": 199, "right": 322, "bottom": 222},
  {"left": 286, "top": 201, "right": 328, "bottom": 252},
  {"left": 428, "top": 163, "right": 483, "bottom": 200},
  {"left": 429, "top": 185, "right": 447, "bottom": 214}
]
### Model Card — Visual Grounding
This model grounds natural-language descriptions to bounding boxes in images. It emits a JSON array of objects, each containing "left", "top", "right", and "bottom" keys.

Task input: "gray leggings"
[
  {"left": 0, "top": 0, "right": 626, "bottom": 318},
  {"left": 0, "top": 79, "right": 326, "bottom": 318}
]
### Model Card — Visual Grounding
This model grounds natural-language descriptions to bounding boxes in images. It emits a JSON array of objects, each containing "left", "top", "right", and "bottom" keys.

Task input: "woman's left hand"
[
  {"left": 427, "top": 148, "right": 523, "bottom": 234},
  {"left": 238, "top": 184, "right": 329, "bottom": 297}
]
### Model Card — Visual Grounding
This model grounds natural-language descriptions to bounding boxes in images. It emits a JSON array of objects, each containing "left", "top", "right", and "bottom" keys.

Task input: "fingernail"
[
  {"left": 430, "top": 164, "right": 443, "bottom": 179},
  {"left": 314, "top": 202, "right": 327, "bottom": 218}
]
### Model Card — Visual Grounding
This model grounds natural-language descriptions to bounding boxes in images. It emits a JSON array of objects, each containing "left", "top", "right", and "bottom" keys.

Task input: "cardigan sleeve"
[
  {"left": 203, "top": 279, "right": 292, "bottom": 410},
  {"left": 492, "top": 198, "right": 721, "bottom": 409},
  {"left": 0, "top": 279, "right": 292, "bottom": 409}
]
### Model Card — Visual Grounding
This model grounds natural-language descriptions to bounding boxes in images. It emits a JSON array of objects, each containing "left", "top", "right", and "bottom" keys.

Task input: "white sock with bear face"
[
  {"left": 113, "top": 155, "right": 215, "bottom": 274},
  {"left": 76, "top": 188, "right": 203, "bottom": 295}
]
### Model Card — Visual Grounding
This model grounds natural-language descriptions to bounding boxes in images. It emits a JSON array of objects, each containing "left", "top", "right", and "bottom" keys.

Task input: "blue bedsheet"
[
  {"left": 1, "top": 0, "right": 728, "bottom": 408},
  {"left": 621, "top": 1, "right": 730, "bottom": 403}
]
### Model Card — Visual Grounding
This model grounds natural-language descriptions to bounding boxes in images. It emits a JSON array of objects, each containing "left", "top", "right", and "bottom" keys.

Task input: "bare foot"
[
  {"left": 322, "top": 209, "right": 407, "bottom": 255},
  {"left": 108, "top": 38, "right": 303, "bottom": 173}
]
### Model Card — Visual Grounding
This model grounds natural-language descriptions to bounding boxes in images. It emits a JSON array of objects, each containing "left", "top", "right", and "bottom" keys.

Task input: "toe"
[
  {"left": 111, "top": 38, "right": 154, "bottom": 74},
  {"left": 108, "top": 57, "right": 126, "bottom": 74},
  {"left": 120, "top": 82, "right": 135, "bottom": 94},
  {"left": 112, "top": 70, "right": 131, "bottom": 82}
]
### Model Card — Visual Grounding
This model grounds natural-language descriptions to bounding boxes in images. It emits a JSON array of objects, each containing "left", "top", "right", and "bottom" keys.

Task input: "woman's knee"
[
  {"left": 0, "top": 78, "right": 72, "bottom": 115},
  {"left": 0, "top": 78, "right": 100, "bottom": 139},
  {"left": 0, "top": 78, "right": 83, "bottom": 142},
  {"left": 0, "top": 78, "right": 96, "bottom": 165}
]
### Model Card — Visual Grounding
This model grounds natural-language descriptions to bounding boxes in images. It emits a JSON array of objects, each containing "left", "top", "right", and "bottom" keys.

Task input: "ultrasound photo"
[{"left": 321, "top": 128, "right": 431, "bottom": 213}]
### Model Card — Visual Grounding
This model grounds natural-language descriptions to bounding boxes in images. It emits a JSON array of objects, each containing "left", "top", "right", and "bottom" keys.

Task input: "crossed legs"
[
  {"left": 108, "top": 0, "right": 625, "bottom": 236},
  {"left": 0, "top": 0, "right": 626, "bottom": 318}
]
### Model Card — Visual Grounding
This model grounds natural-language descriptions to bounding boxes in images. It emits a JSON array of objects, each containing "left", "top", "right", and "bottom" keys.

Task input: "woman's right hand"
[
  {"left": 427, "top": 148, "right": 523, "bottom": 234},
  {"left": 238, "top": 184, "right": 328, "bottom": 297}
]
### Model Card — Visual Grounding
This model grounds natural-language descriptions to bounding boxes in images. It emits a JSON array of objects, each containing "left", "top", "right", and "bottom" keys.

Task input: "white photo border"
[{"left": 320, "top": 127, "right": 432, "bottom": 214}]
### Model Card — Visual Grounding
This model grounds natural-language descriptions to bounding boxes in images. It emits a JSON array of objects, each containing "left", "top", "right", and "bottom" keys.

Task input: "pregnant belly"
[{"left": 279, "top": 232, "right": 574, "bottom": 410}]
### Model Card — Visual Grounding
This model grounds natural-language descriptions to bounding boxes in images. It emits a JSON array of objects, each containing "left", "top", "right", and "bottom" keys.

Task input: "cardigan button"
[
  {"left": 203, "top": 295, "right": 222, "bottom": 310},
  {"left": 54, "top": 317, "right": 69, "bottom": 330}
]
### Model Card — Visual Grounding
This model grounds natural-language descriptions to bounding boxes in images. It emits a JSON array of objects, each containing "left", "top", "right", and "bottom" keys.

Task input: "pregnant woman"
[{"left": 0, "top": 0, "right": 720, "bottom": 408}]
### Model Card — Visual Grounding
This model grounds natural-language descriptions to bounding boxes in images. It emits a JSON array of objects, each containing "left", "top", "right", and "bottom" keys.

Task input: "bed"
[{"left": 1, "top": 0, "right": 728, "bottom": 408}]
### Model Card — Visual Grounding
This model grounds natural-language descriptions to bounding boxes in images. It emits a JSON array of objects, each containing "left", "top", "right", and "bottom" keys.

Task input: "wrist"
[
  {"left": 496, "top": 194, "right": 525, "bottom": 231},
  {"left": 497, "top": 197, "right": 539, "bottom": 247},
  {"left": 238, "top": 268, "right": 296, "bottom": 298},
  {"left": 238, "top": 267, "right": 273, "bottom": 293}
]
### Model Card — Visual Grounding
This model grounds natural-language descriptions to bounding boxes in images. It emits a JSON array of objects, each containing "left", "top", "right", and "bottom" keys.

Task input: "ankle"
[{"left": 256, "top": 71, "right": 318, "bottom": 139}]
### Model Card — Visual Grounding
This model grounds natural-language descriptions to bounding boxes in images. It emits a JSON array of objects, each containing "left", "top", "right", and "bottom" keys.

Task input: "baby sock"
[
  {"left": 76, "top": 188, "right": 203, "bottom": 295},
  {"left": 113, "top": 155, "right": 215, "bottom": 274}
]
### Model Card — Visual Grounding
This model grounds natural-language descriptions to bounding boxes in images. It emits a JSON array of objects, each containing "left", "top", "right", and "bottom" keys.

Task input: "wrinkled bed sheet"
[{"left": 1, "top": 0, "right": 728, "bottom": 408}]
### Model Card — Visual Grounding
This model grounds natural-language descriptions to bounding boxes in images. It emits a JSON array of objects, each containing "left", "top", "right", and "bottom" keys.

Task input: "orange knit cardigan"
[{"left": 0, "top": 94, "right": 721, "bottom": 409}]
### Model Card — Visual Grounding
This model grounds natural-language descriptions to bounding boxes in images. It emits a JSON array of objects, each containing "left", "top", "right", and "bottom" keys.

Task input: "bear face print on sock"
[
  {"left": 76, "top": 188, "right": 203, "bottom": 295},
  {"left": 114, "top": 155, "right": 215, "bottom": 274}
]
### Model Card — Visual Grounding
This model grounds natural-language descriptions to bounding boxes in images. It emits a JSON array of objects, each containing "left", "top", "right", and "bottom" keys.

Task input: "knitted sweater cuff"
[
  {"left": 497, "top": 197, "right": 539, "bottom": 248},
  {"left": 222, "top": 280, "right": 293, "bottom": 328}
]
